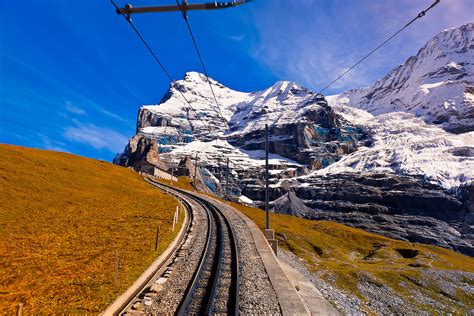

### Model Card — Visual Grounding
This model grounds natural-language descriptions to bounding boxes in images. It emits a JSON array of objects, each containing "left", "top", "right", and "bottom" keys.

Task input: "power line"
[
  {"left": 110, "top": 0, "right": 213, "bottom": 134},
  {"left": 175, "top": 0, "right": 227, "bottom": 123},
  {"left": 317, "top": 0, "right": 441, "bottom": 95}
]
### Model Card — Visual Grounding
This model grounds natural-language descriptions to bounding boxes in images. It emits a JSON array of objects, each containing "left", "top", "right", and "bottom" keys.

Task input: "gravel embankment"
[
  {"left": 128, "top": 198, "right": 209, "bottom": 314},
  {"left": 211, "top": 200, "right": 282, "bottom": 315}
]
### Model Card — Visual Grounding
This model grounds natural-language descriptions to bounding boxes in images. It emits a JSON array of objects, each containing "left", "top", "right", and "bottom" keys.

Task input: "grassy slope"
[
  {"left": 166, "top": 176, "right": 474, "bottom": 313},
  {"left": 0, "top": 145, "right": 183, "bottom": 313}
]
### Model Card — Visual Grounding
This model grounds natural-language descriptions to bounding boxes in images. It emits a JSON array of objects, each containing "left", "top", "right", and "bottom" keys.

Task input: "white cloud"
[
  {"left": 65, "top": 101, "right": 87, "bottom": 115},
  {"left": 226, "top": 34, "right": 245, "bottom": 41},
  {"left": 99, "top": 108, "right": 133, "bottom": 126},
  {"left": 63, "top": 123, "right": 128, "bottom": 153}
]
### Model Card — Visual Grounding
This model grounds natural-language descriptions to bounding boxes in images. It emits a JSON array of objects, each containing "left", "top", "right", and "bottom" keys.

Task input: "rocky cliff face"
[
  {"left": 272, "top": 172, "right": 473, "bottom": 256},
  {"left": 114, "top": 72, "right": 368, "bottom": 191},
  {"left": 115, "top": 24, "right": 474, "bottom": 256}
]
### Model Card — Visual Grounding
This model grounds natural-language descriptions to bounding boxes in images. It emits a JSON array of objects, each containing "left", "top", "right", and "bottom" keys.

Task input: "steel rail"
[
  {"left": 149, "top": 180, "right": 240, "bottom": 315},
  {"left": 175, "top": 193, "right": 216, "bottom": 315}
]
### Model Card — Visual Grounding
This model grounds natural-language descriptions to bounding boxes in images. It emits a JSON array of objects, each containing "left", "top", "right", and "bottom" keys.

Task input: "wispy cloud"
[
  {"left": 64, "top": 122, "right": 128, "bottom": 153},
  {"left": 65, "top": 101, "right": 87, "bottom": 116},
  {"left": 226, "top": 34, "right": 245, "bottom": 42},
  {"left": 99, "top": 108, "right": 134, "bottom": 127},
  {"left": 39, "top": 134, "right": 70, "bottom": 153},
  {"left": 248, "top": 0, "right": 473, "bottom": 94},
  {"left": 5, "top": 58, "right": 133, "bottom": 126}
]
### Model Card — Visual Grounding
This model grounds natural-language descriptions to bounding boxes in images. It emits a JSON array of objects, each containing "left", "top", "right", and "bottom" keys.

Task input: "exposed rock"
[
  {"left": 271, "top": 190, "right": 310, "bottom": 217},
  {"left": 287, "top": 172, "right": 473, "bottom": 256},
  {"left": 114, "top": 134, "right": 162, "bottom": 169}
]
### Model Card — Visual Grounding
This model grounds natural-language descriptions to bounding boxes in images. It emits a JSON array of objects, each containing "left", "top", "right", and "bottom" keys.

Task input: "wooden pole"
[
  {"left": 16, "top": 303, "right": 23, "bottom": 316},
  {"left": 155, "top": 225, "right": 161, "bottom": 251},
  {"left": 193, "top": 154, "right": 199, "bottom": 189},
  {"left": 114, "top": 249, "right": 119, "bottom": 283},
  {"left": 225, "top": 157, "right": 230, "bottom": 201},
  {"left": 172, "top": 210, "right": 177, "bottom": 232}
]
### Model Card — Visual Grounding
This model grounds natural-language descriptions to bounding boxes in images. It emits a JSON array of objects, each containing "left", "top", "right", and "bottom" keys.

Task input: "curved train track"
[{"left": 114, "top": 179, "right": 240, "bottom": 315}]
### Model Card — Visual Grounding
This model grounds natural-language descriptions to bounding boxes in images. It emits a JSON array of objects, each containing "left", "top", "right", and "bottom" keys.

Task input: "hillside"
[{"left": 0, "top": 144, "right": 183, "bottom": 313}]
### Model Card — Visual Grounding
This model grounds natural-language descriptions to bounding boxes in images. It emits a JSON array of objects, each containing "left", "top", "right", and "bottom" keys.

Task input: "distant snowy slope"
[
  {"left": 118, "top": 69, "right": 473, "bottom": 190},
  {"left": 328, "top": 23, "right": 474, "bottom": 133},
  {"left": 315, "top": 106, "right": 473, "bottom": 189}
]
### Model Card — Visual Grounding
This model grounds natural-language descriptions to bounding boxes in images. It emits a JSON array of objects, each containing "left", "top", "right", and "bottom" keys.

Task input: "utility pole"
[
  {"left": 263, "top": 124, "right": 277, "bottom": 255},
  {"left": 193, "top": 154, "right": 198, "bottom": 189},
  {"left": 225, "top": 157, "right": 230, "bottom": 201},
  {"left": 265, "top": 124, "right": 269, "bottom": 230}
]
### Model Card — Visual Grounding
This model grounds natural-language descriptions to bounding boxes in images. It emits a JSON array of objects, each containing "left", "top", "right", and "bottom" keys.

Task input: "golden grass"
[
  {"left": 0, "top": 144, "right": 184, "bottom": 313},
  {"left": 163, "top": 176, "right": 474, "bottom": 313}
]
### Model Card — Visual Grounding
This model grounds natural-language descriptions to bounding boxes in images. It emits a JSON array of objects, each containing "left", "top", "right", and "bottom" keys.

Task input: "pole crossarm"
[{"left": 116, "top": 1, "right": 251, "bottom": 15}]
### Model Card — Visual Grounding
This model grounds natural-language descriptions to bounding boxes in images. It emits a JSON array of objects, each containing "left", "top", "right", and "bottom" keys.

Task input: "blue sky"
[{"left": 1, "top": 0, "right": 472, "bottom": 161}]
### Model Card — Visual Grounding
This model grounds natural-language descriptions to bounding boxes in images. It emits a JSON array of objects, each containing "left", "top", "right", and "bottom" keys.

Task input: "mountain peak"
[
  {"left": 328, "top": 22, "right": 474, "bottom": 133},
  {"left": 180, "top": 71, "right": 223, "bottom": 88},
  {"left": 183, "top": 71, "right": 207, "bottom": 82},
  {"left": 426, "top": 22, "right": 474, "bottom": 54}
]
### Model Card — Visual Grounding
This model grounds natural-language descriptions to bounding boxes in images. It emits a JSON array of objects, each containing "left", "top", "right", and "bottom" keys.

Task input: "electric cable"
[
  {"left": 110, "top": 0, "right": 213, "bottom": 134},
  {"left": 317, "top": 0, "right": 441, "bottom": 95},
  {"left": 175, "top": 0, "right": 227, "bottom": 122}
]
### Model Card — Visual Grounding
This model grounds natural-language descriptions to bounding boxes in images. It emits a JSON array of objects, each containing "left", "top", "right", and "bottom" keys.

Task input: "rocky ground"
[{"left": 278, "top": 249, "right": 474, "bottom": 314}]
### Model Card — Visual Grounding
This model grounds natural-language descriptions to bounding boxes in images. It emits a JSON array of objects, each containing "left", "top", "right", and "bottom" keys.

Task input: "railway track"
[
  {"left": 176, "top": 189, "right": 240, "bottom": 315},
  {"left": 111, "top": 179, "right": 240, "bottom": 315}
]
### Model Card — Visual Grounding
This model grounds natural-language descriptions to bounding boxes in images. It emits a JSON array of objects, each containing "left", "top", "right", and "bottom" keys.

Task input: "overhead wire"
[
  {"left": 315, "top": 0, "right": 441, "bottom": 211},
  {"left": 110, "top": 0, "right": 213, "bottom": 134},
  {"left": 175, "top": 0, "right": 227, "bottom": 123},
  {"left": 316, "top": 0, "right": 441, "bottom": 95}
]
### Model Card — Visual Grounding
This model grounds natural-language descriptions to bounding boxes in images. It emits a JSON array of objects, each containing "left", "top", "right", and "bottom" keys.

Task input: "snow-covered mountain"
[
  {"left": 314, "top": 106, "right": 473, "bottom": 189},
  {"left": 115, "top": 23, "right": 474, "bottom": 255},
  {"left": 116, "top": 71, "right": 365, "bottom": 174},
  {"left": 328, "top": 22, "right": 474, "bottom": 133},
  {"left": 117, "top": 71, "right": 472, "bottom": 191}
]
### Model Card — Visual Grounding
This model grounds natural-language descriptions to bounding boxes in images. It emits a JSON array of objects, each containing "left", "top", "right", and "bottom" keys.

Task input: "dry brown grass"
[
  {"left": 0, "top": 144, "right": 183, "bottom": 313},
  {"left": 162, "top": 176, "right": 474, "bottom": 313}
]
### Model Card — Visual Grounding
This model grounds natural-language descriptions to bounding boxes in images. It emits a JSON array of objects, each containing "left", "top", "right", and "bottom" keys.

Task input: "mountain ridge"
[
  {"left": 115, "top": 23, "right": 474, "bottom": 256},
  {"left": 327, "top": 22, "right": 474, "bottom": 133}
]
